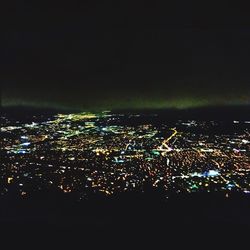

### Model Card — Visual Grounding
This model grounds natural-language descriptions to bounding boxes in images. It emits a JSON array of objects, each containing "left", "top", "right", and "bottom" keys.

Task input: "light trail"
[{"left": 157, "top": 128, "right": 178, "bottom": 154}]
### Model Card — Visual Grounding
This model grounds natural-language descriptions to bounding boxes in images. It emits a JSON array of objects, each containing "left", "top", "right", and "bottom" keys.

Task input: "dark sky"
[{"left": 2, "top": 1, "right": 250, "bottom": 110}]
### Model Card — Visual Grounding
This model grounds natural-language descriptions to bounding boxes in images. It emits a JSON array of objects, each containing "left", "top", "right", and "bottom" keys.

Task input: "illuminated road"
[
  {"left": 158, "top": 128, "right": 178, "bottom": 154},
  {"left": 164, "top": 128, "right": 178, "bottom": 143}
]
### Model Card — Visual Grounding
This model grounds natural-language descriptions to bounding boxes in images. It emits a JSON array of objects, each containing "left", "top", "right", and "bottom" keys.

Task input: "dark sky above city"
[{"left": 2, "top": 1, "right": 250, "bottom": 110}]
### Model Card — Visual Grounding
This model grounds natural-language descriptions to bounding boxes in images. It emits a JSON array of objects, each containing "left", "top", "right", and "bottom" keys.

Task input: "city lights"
[{"left": 1, "top": 111, "right": 250, "bottom": 200}]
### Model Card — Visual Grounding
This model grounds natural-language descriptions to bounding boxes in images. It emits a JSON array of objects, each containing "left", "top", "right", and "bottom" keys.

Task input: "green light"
[
  {"left": 152, "top": 150, "right": 160, "bottom": 155},
  {"left": 191, "top": 184, "right": 198, "bottom": 190}
]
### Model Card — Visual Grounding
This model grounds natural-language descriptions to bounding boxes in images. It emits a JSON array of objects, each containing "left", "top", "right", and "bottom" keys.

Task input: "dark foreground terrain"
[{"left": 1, "top": 191, "right": 250, "bottom": 249}]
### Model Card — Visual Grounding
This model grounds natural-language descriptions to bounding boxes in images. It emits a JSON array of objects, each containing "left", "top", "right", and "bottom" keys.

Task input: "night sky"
[{"left": 2, "top": 1, "right": 250, "bottom": 110}]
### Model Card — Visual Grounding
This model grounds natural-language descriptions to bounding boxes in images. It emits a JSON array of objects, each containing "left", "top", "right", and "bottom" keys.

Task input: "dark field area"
[{"left": 1, "top": 192, "right": 250, "bottom": 248}]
